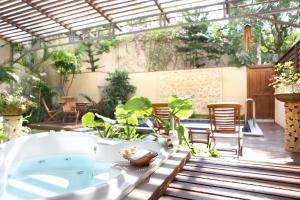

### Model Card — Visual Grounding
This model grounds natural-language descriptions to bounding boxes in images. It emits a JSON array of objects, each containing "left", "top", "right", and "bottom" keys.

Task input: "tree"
[
  {"left": 175, "top": 11, "right": 225, "bottom": 68},
  {"left": 52, "top": 48, "right": 82, "bottom": 96},
  {"left": 258, "top": 0, "right": 300, "bottom": 58},
  {"left": 82, "top": 39, "right": 118, "bottom": 72}
]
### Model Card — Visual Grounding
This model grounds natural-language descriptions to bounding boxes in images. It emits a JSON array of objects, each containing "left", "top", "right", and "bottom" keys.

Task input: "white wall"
[
  {"left": 0, "top": 40, "right": 11, "bottom": 65},
  {"left": 275, "top": 99, "right": 285, "bottom": 127}
]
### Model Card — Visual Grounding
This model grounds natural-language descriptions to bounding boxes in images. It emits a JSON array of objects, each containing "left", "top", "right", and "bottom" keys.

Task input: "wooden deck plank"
[
  {"left": 160, "top": 157, "right": 300, "bottom": 200},
  {"left": 190, "top": 157, "right": 300, "bottom": 172},
  {"left": 164, "top": 187, "right": 239, "bottom": 200},
  {"left": 169, "top": 181, "right": 291, "bottom": 200},
  {"left": 178, "top": 170, "right": 300, "bottom": 193},
  {"left": 183, "top": 164, "right": 300, "bottom": 185},
  {"left": 185, "top": 161, "right": 300, "bottom": 178},
  {"left": 175, "top": 174, "right": 300, "bottom": 199}
]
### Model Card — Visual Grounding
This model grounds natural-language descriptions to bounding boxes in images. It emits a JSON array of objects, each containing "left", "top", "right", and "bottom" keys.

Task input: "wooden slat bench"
[{"left": 160, "top": 157, "right": 300, "bottom": 200}]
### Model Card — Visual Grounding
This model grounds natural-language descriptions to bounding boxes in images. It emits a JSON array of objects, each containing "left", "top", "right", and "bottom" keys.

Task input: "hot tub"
[{"left": 0, "top": 132, "right": 176, "bottom": 200}]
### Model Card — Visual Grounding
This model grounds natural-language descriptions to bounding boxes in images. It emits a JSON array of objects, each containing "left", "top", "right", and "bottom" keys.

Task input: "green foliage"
[
  {"left": 82, "top": 96, "right": 153, "bottom": 140},
  {"left": 53, "top": 49, "right": 80, "bottom": 75},
  {"left": 142, "top": 30, "right": 178, "bottom": 71},
  {"left": 0, "top": 88, "right": 36, "bottom": 116},
  {"left": 175, "top": 12, "right": 225, "bottom": 68},
  {"left": 208, "top": 146, "right": 221, "bottom": 158},
  {"left": 53, "top": 48, "right": 81, "bottom": 95},
  {"left": 0, "top": 66, "right": 17, "bottom": 83},
  {"left": 82, "top": 112, "right": 103, "bottom": 128},
  {"left": 115, "top": 96, "right": 152, "bottom": 125},
  {"left": 81, "top": 112, "right": 120, "bottom": 139},
  {"left": 270, "top": 61, "right": 300, "bottom": 93},
  {"left": 81, "top": 39, "right": 118, "bottom": 72},
  {"left": 102, "top": 70, "right": 136, "bottom": 118},
  {"left": 192, "top": 146, "right": 221, "bottom": 158},
  {"left": 168, "top": 95, "right": 193, "bottom": 120},
  {"left": 12, "top": 44, "right": 56, "bottom": 123}
]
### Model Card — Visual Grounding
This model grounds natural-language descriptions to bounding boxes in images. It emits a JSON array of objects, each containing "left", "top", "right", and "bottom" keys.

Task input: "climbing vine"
[{"left": 141, "top": 30, "right": 179, "bottom": 71}]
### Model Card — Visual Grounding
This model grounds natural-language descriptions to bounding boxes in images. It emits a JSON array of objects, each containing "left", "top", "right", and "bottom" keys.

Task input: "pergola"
[{"left": 0, "top": 0, "right": 300, "bottom": 48}]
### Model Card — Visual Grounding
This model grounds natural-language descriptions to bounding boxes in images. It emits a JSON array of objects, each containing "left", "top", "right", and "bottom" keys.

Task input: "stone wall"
[
  {"left": 157, "top": 69, "right": 222, "bottom": 114},
  {"left": 67, "top": 67, "right": 247, "bottom": 115}
]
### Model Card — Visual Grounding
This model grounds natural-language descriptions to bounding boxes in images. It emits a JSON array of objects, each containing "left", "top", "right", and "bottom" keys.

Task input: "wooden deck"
[
  {"left": 28, "top": 122, "right": 83, "bottom": 131},
  {"left": 160, "top": 157, "right": 300, "bottom": 200}
]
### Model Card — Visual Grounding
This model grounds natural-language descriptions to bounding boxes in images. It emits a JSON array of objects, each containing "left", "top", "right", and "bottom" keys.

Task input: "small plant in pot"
[
  {"left": 270, "top": 61, "right": 300, "bottom": 102},
  {"left": 0, "top": 88, "right": 36, "bottom": 140},
  {"left": 270, "top": 61, "right": 300, "bottom": 93}
]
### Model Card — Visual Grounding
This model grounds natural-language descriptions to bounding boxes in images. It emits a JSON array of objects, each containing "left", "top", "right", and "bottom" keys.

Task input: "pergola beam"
[
  {"left": 251, "top": 14, "right": 300, "bottom": 29},
  {"left": 0, "top": 35, "right": 14, "bottom": 44},
  {"left": 21, "top": 0, "right": 81, "bottom": 37},
  {"left": 153, "top": 0, "right": 170, "bottom": 23},
  {"left": 0, "top": 15, "right": 45, "bottom": 42},
  {"left": 85, "top": 0, "right": 121, "bottom": 31}
]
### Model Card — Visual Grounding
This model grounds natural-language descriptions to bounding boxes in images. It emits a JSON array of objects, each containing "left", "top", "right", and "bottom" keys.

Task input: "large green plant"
[
  {"left": 82, "top": 96, "right": 152, "bottom": 140},
  {"left": 53, "top": 49, "right": 81, "bottom": 95},
  {"left": 102, "top": 70, "right": 136, "bottom": 118},
  {"left": 82, "top": 95, "right": 196, "bottom": 153},
  {"left": 12, "top": 44, "right": 56, "bottom": 123}
]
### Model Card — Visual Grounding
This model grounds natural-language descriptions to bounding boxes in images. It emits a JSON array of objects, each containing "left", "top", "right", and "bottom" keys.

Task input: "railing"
[
  {"left": 276, "top": 40, "right": 300, "bottom": 71},
  {"left": 245, "top": 98, "right": 256, "bottom": 128}
]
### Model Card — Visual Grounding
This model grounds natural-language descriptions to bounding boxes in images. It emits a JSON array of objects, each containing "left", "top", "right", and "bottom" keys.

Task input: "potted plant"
[
  {"left": 52, "top": 49, "right": 81, "bottom": 97},
  {"left": 270, "top": 61, "right": 300, "bottom": 152},
  {"left": 270, "top": 61, "right": 300, "bottom": 102},
  {"left": 0, "top": 88, "right": 36, "bottom": 140}
]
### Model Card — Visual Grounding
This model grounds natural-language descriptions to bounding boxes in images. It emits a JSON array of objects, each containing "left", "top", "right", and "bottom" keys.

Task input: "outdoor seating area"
[{"left": 0, "top": 0, "right": 300, "bottom": 199}]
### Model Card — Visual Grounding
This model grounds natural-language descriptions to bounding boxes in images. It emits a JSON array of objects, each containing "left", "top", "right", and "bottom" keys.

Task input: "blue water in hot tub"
[{"left": 1, "top": 155, "right": 115, "bottom": 200}]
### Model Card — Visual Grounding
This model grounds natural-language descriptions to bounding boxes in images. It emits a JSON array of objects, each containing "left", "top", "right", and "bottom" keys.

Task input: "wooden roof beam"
[
  {"left": 251, "top": 15, "right": 300, "bottom": 29},
  {"left": 85, "top": 0, "right": 121, "bottom": 31},
  {"left": 153, "top": 0, "right": 170, "bottom": 23},
  {"left": 0, "top": 34, "right": 15, "bottom": 44},
  {"left": 21, "top": 0, "right": 82, "bottom": 37},
  {"left": 0, "top": 15, "right": 46, "bottom": 43}
]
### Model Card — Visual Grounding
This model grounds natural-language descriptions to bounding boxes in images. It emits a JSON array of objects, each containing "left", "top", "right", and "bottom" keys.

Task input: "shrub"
[{"left": 102, "top": 70, "right": 136, "bottom": 118}]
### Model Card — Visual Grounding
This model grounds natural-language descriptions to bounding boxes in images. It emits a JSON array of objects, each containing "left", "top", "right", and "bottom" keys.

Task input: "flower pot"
[{"left": 3, "top": 115, "right": 23, "bottom": 140}]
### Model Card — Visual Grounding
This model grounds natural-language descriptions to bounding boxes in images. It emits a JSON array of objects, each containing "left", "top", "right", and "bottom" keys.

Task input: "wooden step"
[
  {"left": 190, "top": 157, "right": 300, "bottom": 172},
  {"left": 160, "top": 157, "right": 300, "bottom": 200}
]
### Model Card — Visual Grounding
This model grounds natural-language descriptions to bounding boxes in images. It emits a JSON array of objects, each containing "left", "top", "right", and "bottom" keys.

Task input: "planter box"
[{"left": 275, "top": 93, "right": 300, "bottom": 152}]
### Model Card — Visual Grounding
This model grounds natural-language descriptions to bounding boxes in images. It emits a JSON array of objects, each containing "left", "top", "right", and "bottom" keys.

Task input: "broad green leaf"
[
  {"left": 82, "top": 112, "right": 103, "bottom": 128},
  {"left": 168, "top": 95, "right": 193, "bottom": 120}
]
